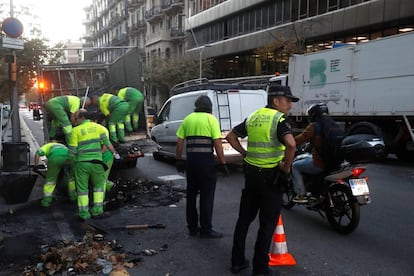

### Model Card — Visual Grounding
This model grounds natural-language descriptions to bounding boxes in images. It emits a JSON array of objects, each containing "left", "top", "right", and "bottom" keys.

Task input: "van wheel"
[{"left": 153, "top": 151, "right": 163, "bottom": 161}]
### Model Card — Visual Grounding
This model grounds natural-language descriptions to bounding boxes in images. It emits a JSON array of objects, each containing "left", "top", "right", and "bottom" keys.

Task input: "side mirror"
[{"left": 154, "top": 115, "right": 163, "bottom": 125}]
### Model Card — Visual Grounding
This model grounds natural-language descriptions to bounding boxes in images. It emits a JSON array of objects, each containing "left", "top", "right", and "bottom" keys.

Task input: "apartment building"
[{"left": 83, "top": 0, "right": 414, "bottom": 107}]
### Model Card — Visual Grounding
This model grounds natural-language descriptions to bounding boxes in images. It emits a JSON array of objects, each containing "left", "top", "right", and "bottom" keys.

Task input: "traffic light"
[{"left": 38, "top": 80, "right": 45, "bottom": 93}]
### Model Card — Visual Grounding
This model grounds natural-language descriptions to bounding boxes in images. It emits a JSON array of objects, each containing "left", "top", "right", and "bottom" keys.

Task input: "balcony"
[
  {"left": 129, "top": 20, "right": 147, "bottom": 35},
  {"left": 144, "top": 6, "right": 163, "bottom": 22},
  {"left": 111, "top": 34, "right": 129, "bottom": 46},
  {"left": 162, "top": 0, "right": 184, "bottom": 15},
  {"left": 170, "top": 27, "right": 185, "bottom": 40},
  {"left": 129, "top": 0, "right": 144, "bottom": 7}
]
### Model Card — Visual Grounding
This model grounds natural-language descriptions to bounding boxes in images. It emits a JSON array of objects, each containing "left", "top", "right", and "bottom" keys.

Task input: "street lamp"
[
  {"left": 183, "top": 14, "right": 213, "bottom": 83},
  {"left": 199, "top": 45, "right": 212, "bottom": 84}
]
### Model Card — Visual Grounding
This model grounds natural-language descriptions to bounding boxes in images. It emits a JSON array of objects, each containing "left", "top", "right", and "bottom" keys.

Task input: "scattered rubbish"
[
  {"left": 21, "top": 232, "right": 140, "bottom": 275},
  {"left": 104, "top": 178, "right": 185, "bottom": 211}
]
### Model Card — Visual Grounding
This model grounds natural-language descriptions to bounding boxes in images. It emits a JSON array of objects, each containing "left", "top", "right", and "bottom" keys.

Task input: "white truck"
[{"left": 272, "top": 31, "right": 414, "bottom": 161}]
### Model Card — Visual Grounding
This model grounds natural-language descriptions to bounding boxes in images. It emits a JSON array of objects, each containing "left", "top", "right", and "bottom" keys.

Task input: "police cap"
[{"left": 267, "top": 83, "right": 299, "bottom": 102}]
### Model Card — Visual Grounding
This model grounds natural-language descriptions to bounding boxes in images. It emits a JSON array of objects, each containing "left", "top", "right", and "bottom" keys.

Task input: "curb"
[{"left": 0, "top": 115, "right": 44, "bottom": 216}]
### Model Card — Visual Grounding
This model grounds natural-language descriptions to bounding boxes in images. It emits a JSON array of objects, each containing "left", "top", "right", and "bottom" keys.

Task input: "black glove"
[
  {"left": 176, "top": 159, "right": 186, "bottom": 173},
  {"left": 218, "top": 164, "right": 230, "bottom": 177},
  {"left": 32, "top": 165, "right": 39, "bottom": 172}
]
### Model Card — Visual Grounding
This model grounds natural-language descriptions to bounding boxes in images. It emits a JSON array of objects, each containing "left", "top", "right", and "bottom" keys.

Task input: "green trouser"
[
  {"left": 74, "top": 161, "right": 105, "bottom": 220},
  {"left": 45, "top": 101, "right": 72, "bottom": 142},
  {"left": 66, "top": 164, "right": 77, "bottom": 201},
  {"left": 41, "top": 155, "right": 67, "bottom": 207},
  {"left": 108, "top": 102, "right": 129, "bottom": 143},
  {"left": 102, "top": 150, "right": 114, "bottom": 195},
  {"left": 124, "top": 94, "right": 144, "bottom": 131}
]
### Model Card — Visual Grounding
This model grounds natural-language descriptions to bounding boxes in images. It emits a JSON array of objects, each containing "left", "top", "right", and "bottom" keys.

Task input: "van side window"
[
  {"left": 159, "top": 101, "right": 171, "bottom": 122},
  {"left": 169, "top": 95, "right": 199, "bottom": 121}
]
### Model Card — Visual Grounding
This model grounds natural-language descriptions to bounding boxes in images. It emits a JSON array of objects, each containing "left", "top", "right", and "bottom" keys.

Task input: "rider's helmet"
[{"left": 307, "top": 103, "right": 329, "bottom": 122}]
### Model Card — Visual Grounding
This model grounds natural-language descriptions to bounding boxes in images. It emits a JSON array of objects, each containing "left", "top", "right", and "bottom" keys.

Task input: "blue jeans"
[{"left": 291, "top": 156, "right": 322, "bottom": 196}]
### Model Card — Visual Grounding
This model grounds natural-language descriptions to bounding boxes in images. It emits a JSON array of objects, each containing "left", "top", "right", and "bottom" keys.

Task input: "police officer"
[
  {"left": 68, "top": 109, "right": 118, "bottom": 220},
  {"left": 91, "top": 93, "right": 129, "bottom": 143},
  {"left": 34, "top": 141, "right": 69, "bottom": 207},
  {"left": 176, "top": 95, "right": 228, "bottom": 238},
  {"left": 117, "top": 87, "right": 144, "bottom": 133},
  {"left": 226, "top": 84, "right": 298, "bottom": 275},
  {"left": 45, "top": 95, "right": 90, "bottom": 142}
]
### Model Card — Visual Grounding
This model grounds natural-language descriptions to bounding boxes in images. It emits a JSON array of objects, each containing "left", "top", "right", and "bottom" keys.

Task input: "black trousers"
[
  {"left": 186, "top": 159, "right": 217, "bottom": 233},
  {"left": 232, "top": 163, "right": 282, "bottom": 274}
]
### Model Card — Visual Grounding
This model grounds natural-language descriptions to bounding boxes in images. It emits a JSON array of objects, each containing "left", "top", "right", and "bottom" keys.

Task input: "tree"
[{"left": 144, "top": 56, "right": 213, "bottom": 92}]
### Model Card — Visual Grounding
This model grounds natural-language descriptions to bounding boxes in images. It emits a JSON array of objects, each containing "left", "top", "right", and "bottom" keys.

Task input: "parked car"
[{"left": 150, "top": 82, "right": 267, "bottom": 164}]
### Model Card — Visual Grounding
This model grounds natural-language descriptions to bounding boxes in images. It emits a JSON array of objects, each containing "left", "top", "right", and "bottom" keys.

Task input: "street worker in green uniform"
[
  {"left": 34, "top": 141, "right": 69, "bottom": 207},
  {"left": 92, "top": 93, "right": 129, "bottom": 143},
  {"left": 86, "top": 112, "right": 120, "bottom": 194},
  {"left": 45, "top": 95, "right": 91, "bottom": 142},
  {"left": 68, "top": 109, "right": 119, "bottom": 220},
  {"left": 117, "top": 87, "right": 144, "bottom": 133},
  {"left": 226, "top": 84, "right": 298, "bottom": 276},
  {"left": 176, "top": 95, "right": 229, "bottom": 238}
]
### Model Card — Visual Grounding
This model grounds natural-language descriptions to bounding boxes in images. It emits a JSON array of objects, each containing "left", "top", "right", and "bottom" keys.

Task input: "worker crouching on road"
[
  {"left": 91, "top": 93, "right": 129, "bottom": 144},
  {"left": 226, "top": 84, "right": 298, "bottom": 276},
  {"left": 176, "top": 95, "right": 228, "bottom": 239},
  {"left": 117, "top": 87, "right": 144, "bottom": 133},
  {"left": 45, "top": 95, "right": 91, "bottom": 143},
  {"left": 34, "top": 141, "right": 69, "bottom": 207},
  {"left": 68, "top": 109, "right": 118, "bottom": 220}
]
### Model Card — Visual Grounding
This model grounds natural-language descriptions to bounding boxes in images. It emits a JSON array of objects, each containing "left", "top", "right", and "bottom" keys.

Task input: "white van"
[{"left": 150, "top": 82, "right": 267, "bottom": 163}]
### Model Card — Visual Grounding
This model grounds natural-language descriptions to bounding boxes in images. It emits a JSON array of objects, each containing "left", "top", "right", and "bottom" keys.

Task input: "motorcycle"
[{"left": 281, "top": 138, "right": 376, "bottom": 234}]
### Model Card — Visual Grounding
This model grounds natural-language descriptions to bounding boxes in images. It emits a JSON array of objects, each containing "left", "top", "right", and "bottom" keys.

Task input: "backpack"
[{"left": 318, "top": 117, "right": 345, "bottom": 171}]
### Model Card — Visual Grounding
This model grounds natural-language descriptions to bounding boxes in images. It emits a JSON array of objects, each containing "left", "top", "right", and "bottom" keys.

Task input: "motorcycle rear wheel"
[
  {"left": 281, "top": 179, "right": 296, "bottom": 209},
  {"left": 325, "top": 184, "right": 360, "bottom": 234}
]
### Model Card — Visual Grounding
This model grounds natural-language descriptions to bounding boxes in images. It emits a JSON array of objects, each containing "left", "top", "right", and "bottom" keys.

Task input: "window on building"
[
  {"left": 319, "top": 0, "right": 328, "bottom": 14},
  {"left": 299, "top": 0, "right": 308, "bottom": 19},
  {"left": 309, "top": 0, "right": 318, "bottom": 16},
  {"left": 329, "top": 0, "right": 339, "bottom": 11}
]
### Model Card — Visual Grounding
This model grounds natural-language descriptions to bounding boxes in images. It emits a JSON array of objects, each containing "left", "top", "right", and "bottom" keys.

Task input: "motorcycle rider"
[{"left": 291, "top": 103, "right": 329, "bottom": 203}]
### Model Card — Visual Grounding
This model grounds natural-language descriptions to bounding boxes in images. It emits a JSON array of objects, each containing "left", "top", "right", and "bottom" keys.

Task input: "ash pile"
[{"left": 104, "top": 178, "right": 185, "bottom": 211}]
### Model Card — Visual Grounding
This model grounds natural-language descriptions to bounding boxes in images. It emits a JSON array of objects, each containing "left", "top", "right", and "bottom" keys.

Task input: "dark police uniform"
[{"left": 230, "top": 107, "right": 292, "bottom": 275}]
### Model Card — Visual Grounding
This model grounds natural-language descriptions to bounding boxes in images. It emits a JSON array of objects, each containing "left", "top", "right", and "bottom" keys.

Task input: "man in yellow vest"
[
  {"left": 92, "top": 93, "right": 129, "bottom": 143},
  {"left": 68, "top": 109, "right": 118, "bottom": 220},
  {"left": 117, "top": 87, "right": 144, "bottom": 133},
  {"left": 226, "top": 83, "right": 298, "bottom": 276}
]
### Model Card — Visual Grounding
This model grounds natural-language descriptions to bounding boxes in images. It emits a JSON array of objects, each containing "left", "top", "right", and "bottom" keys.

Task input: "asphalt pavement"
[{"left": 0, "top": 112, "right": 290, "bottom": 276}]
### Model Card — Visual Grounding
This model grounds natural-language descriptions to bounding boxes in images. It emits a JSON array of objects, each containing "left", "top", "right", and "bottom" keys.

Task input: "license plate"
[{"left": 349, "top": 178, "right": 370, "bottom": 196}]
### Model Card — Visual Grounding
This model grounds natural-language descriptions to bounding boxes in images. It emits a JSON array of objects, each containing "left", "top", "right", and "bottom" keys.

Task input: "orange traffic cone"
[{"left": 268, "top": 214, "right": 296, "bottom": 266}]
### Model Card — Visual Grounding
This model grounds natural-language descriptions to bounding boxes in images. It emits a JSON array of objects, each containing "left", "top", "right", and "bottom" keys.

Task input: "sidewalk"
[{"left": 0, "top": 113, "right": 43, "bottom": 215}]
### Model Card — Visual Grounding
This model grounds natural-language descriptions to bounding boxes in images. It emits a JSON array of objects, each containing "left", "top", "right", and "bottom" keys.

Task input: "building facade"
[{"left": 83, "top": 0, "right": 414, "bottom": 108}]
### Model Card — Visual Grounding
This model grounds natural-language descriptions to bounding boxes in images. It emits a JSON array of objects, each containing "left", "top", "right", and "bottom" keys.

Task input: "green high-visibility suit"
[
  {"left": 98, "top": 93, "right": 129, "bottom": 143},
  {"left": 117, "top": 87, "right": 144, "bottom": 132},
  {"left": 68, "top": 119, "right": 111, "bottom": 220},
  {"left": 45, "top": 96, "right": 81, "bottom": 142},
  {"left": 35, "top": 142, "right": 68, "bottom": 207}
]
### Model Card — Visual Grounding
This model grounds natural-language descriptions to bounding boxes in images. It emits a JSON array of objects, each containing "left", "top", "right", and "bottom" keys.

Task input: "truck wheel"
[{"left": 346, "top": 122, "right": 381, "bottom": 136}]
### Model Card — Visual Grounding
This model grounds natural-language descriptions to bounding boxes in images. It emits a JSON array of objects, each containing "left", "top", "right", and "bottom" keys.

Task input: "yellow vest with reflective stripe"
[{"left": 245, "top": 108, "right": 286, "bottom": 168}]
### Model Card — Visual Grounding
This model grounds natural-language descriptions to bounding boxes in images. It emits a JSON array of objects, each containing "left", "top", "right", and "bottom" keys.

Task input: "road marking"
[{"left": 158, "top": 175, "right": 185, "bottom": 181}]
